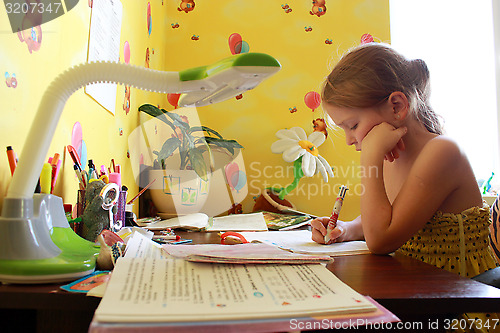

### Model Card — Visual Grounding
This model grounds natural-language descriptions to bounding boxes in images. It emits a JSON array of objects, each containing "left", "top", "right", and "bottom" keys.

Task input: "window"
[{"left": 390, "top": 0, "right": 498, "bottom": 183}]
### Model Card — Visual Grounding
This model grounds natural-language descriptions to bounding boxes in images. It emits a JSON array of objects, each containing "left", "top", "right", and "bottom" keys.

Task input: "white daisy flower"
[{"left": 271, "top": 127, "right": 334, "bottom": 182}]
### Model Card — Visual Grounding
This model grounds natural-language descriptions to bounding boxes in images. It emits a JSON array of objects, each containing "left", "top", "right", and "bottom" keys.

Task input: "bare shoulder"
[
  {"left": 418, "top": 135, "right": 464, "bottom": 166},
  {"left": 409, "top": 135, "right": 481, "bottom": 213},
  {"left": 414, "top": 135, "right": 474, "bottom": 194}
]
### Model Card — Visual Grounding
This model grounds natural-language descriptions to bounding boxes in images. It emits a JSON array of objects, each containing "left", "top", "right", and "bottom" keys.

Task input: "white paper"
[
  {"left": 94, "top": 258, "right": 376, "bottom": 322},
  {"left": 124, "top": 232, "right": 170, "bottom": 259},
  {"left": 85, "top": 0, "right": 123, "bottom": 114},
  {"left": 161, "top": 243, "right": 331, "bottom": 264},
  {"left": 238, "top": 230, "right": 370, "bottom": 256},
  {"left": 208, "top": 212, "right": 268, "bottom": 231},
  {"left": 144, "top": 212, "right": 268, "bottom": 232},
  {"left": 144, "top": 213, "right": 209, "bottom": 231}
]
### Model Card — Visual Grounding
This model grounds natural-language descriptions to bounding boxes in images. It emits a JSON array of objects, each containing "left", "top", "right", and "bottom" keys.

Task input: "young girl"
[{"left": 312, "top": 43, "right": 498, "bottom": 279}]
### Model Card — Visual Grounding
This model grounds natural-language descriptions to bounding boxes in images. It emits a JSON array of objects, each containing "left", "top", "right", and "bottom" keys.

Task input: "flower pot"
[
  {"left": 252, "top": 188, "right": 295, "bottom": 214},
  {"left": 148, "top": 169, "right": 210, "bottom": 217}
]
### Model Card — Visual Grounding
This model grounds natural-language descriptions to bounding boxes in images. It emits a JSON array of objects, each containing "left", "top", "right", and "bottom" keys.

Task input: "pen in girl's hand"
[{"left": 324, "top": 185, "right": 348, "bottom": 244}]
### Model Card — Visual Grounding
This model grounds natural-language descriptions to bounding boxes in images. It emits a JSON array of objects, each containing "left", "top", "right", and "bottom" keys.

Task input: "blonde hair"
[{"left": 322, "top": 43, "right": 442, "bottom": 135}]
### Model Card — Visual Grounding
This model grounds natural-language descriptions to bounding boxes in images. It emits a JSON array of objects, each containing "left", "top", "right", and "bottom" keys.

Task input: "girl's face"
[{"left": 324, "top": 103, "right": 392, "bottom": 151}]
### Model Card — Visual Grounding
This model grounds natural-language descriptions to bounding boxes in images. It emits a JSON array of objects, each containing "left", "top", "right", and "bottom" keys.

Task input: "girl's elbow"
[{"left": 365, "top": 240, "right": 398, "bottom": 255}]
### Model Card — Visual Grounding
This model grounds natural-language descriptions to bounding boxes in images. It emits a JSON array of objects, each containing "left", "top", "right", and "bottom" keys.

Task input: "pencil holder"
[{"left": 76, "top": 189, "right": 86, "bottom": 217}]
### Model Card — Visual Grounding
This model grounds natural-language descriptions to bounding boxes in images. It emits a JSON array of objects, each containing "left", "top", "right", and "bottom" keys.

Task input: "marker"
[
  {"left": 80, "top": 170, "right": 88, "bottom": 188},
  {"left": 67, "top": 145, "right": 81, "bottom": 171},
  {"left": 99, "top": 174, "right": 109, "bottom": 184},
  {"left": 108, "top": 172, "right": 121, "bottom": 188},
  {"left": 100, "top": 165, "right": 108, "bottom": 177},
  {"left": 74, "top": 164, "right": 85, "bottom": 190},
  {"left": 49, "top": 153, "right": 61, "bottom": 194},
  {"left": 50, "top": 153, "right": 60, "bottom": 167},
  {"left": 40, "top": 163, "right": 52, "bottom": 194},
  {"left": 170, "top": 239, "right": 192, "bottom": 245},
  {"left": 6, "top": 146, "right": 17, "bottom": 176},
  {"left": 324, "top": 185, "right": 348, "bottom": 244},
  {"left": 88, "top": 160, "right": 97, "bottom": 180}
]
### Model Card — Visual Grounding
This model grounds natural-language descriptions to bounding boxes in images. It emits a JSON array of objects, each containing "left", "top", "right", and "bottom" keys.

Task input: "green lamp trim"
[
  {"left": 0, "top": 227, "right": 99, "bottom": 277},
  {"left": 179, "top": 53, "right": 281, "bottom": 82}
]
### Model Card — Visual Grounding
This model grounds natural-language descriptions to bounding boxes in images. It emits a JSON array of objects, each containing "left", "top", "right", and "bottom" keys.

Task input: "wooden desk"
[
  {"left": 1, "top": 231, "right": 500, "bottom": 332},
  {"left": 329, "top": 254, "right": 500, "bottom": 315},
  {"left": 0, "top": 282, "right": 100, "bottom": 333},
  {"left": 178, "top": 232, "right": 500, "bottom": 315}
]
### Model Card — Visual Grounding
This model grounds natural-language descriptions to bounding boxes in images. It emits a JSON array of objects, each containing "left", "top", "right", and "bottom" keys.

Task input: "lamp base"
[{"left": 0, "top": 194, "right": 99, "bottom": 284}]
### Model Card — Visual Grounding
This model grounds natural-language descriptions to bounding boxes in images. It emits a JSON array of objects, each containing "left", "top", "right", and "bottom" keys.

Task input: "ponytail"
[{"left": 408, "top": 59, "right": 442, "bottom": 134}]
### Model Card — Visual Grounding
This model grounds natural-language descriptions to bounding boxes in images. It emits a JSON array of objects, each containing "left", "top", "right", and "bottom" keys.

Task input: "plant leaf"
[
  {"left": 189, "top": 126, "right": 223, "bottom": 139},
  {"left": 138, "top": 104, "right": 162, "bottom": 117},
  {"left": 204, "top": 137, "right": 244, "bottom": 155},
  {"left": 164, "top": 111, "right": 190, "bottom": 131},
  {"left": 156, "top": 137, "right": 181, "bottom": 167},
  {"left": 187, "top": 147, "right": 208, "bottom": 181},
  {"left": 138, "top": 104, "right": 175, "bottom": 131},
  {"left": 183, "top": 130, "right": 196, "bottom": 150}
]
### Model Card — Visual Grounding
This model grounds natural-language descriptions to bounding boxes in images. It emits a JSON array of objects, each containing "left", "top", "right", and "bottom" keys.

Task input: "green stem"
[
  {"left": 278, "top": 176, "right": 301, "bottom": 200},
  {"left": 273, "top": 157, "right": 304, "bottom": 200}
]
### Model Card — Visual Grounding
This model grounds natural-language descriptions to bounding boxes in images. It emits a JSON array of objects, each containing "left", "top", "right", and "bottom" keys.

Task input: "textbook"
[
  {"left": 143, "top": 212, "right": 268, "bottom": 231},
  {"left": 92, "top": 257, "right": 378, "bottom": 323}
]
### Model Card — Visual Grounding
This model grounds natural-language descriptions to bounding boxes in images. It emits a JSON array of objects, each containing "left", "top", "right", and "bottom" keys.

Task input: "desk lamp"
[{"left": 0, "top": 53, "right": 281, "bottom": 284}]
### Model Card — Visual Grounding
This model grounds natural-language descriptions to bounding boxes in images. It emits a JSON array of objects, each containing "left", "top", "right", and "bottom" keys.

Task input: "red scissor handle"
[{"left": 220, "top": 231, "right": 249, "bottom": 245}]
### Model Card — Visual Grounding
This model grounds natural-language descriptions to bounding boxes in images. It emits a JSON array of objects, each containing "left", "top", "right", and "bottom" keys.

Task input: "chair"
[
  {"left": 472, "top": 266, "right": 500, "bottom": 288},
  {"left": 471, "top": 195, "right": 500, "bottom": 288},
  {"left": 489, "top": 194, "right": 500, "bottom": 264}
]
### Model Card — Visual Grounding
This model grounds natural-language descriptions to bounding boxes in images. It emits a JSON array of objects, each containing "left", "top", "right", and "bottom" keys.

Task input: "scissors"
[{"left": 220, "top": 231, "right": 249, "bottom": 245}]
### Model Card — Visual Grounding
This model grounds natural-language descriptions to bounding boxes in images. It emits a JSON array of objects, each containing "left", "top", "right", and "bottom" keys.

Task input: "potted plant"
[{"left": 138, "top": 104, "right": 243, "bottom": 216}]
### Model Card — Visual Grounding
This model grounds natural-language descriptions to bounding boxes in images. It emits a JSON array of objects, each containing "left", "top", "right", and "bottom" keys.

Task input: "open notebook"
[{"left": 238, "top": 230, "right": 370, "bottom": 256}]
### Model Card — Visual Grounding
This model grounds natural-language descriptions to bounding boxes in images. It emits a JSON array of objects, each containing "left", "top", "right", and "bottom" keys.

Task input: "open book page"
[
  {"left": 143, "top": 212, "right": 268, "bottom": 231},
  {"left": 124, "top": 232, "right": 171, "bottom": 259},
  {"left": 94, "top": 258, "right": 376, "bottom": 323},
  {"left": 207, "top": 212, "right": 268, "bottom": 231},
  {"left": 238, "top": 230, "right": 370, "bottom": 256},
  {"left": 143, "top": 213, "right": 209, "bottom": 231},
  {"left": 161, "top": 243, "right": 332, "bottom": 264}
]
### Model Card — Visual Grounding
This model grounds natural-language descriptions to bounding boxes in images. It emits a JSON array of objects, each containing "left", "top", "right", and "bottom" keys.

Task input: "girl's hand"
[
  {"left": 311, "top": 217, "right": 347, "bottom": 244},
  {"left": 362, "top": 122, "right": 407, "bottom": 162}
]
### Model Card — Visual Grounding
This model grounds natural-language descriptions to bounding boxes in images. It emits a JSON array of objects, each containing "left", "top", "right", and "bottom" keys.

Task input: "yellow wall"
[
  {"left": 160, "top": 0, "right": 390, "bottom": 220},
  {"left": 0, "top": 0, "right": 390, "bottom": 221},
  {"left": 0, "top": 1, "right": 167, "bottom": 214}
]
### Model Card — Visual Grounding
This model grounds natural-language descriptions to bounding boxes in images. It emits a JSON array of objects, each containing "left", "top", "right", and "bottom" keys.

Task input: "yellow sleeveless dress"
[{"left": 396, "top": 203, "right": 499, "bottom": 333}]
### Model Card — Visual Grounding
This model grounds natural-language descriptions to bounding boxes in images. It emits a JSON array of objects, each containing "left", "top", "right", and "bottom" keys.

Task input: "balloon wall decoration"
[{"left": 304, "top": 91, "right": 321, "bottom": 112}]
